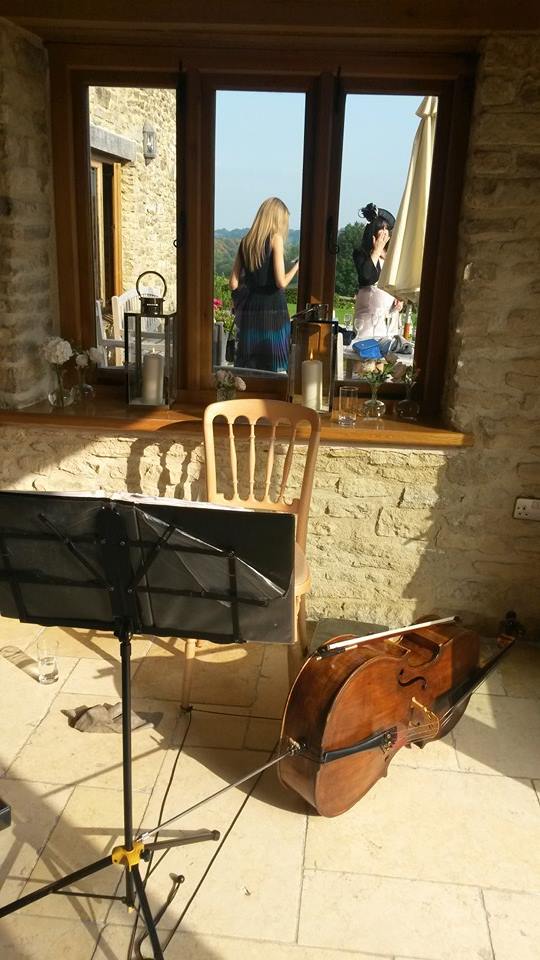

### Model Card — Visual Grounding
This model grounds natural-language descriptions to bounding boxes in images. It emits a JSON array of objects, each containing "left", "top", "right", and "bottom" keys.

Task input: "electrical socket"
[{"left": 513, "top": 497, "right": 540, "bottom": 521}]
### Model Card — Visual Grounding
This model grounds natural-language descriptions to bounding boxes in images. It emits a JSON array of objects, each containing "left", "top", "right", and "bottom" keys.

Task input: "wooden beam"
[{"left": 6, "top": 0, "right": 540, "bottom": 38}]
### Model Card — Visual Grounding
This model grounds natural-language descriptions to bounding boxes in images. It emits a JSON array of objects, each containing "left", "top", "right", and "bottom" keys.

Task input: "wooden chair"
[
  {"left": 95, "top": 300, "right": 124, "bottom": 367},
  {"left": 181, "top": 398, "right": 320, "bottom": 709}
]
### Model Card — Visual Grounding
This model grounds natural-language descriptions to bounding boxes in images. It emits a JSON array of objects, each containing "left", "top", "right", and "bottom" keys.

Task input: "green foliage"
[
  {"left": 213, "top": 233, "right": 300, "bottom": 282},
  {"left": 213, "top": 274, "right": 232, "bottom": 308},
  {"left": 335, "top": 221, "right": 365, "bottom": 297}
]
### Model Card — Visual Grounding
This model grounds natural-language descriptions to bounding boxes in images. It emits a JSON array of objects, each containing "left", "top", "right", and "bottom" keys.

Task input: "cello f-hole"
[{"left": 398, "top": 670, "right": 427, "bottom": 689}]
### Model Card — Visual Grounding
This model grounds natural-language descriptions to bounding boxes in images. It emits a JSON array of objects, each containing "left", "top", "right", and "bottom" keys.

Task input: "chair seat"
[{"left": 295, "top": 542, "right": 311, "bottom": 595}]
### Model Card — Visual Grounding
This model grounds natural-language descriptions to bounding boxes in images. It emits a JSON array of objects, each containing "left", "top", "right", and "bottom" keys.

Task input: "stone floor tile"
[
  {"left": 0, "top": 617, "right": 44, "bottom": 650},
  {"left": 483, "top": 889, "right": 540, "bottom": 960},
  {"left": 106, "top": 745, "right": 273, "bottom": 928},
  {"left": 0, "top": 780, "right": 73, "bottom": 908},
  {"left": 60, "top": 653, "right": 144, "bottom": 698},
  {"left": 23, "top": 624, "right": 151, "bottom": 660},
  {"left": 184, "top": 707, "right": 248, "bottom": 749},
  {"left": 304, "top": 766, "right": 540, "bottom": 893},
  {"left": 96, "top": 924, "right": 388, "bottom": 959},
  {"left": 0, "top": 915, "right": 101, "bottom": 959},
  {"left": 0, "top": 651, "right": 77, "bottom": 774},
  {"left": 7, "top": 692, "right": 177, "bottom": 791},
  {"left": 495, "top": 642, "right": 540, "bottom": 699},
  {"left": 453, "top": 692, "right": 540, "bottom": 778},
  {"left": 244, "top": 716, "right": 282, "bottom": 751},
  {"left": 18, "top": 785, "right": 149, "bottom": 923},
  {"left": 183, "top": 767, "right": 307, "bottom": 942},
  {"left": 133, "top": 641, "right": 265, "bottom": 707},
  {"left": 250, "top": 644, "right": 290, "bottom": 718},
  {"left": 298, "top": 870, "right": 491, "bottom": 959}
]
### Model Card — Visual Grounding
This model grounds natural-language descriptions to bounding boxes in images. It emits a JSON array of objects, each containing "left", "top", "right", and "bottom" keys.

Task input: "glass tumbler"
[
  {"left": 338, "top": 386, "right": 358, "bottom": 427},
  {"left": 37, "top": 635, "right": 59, "bottom": 684}
]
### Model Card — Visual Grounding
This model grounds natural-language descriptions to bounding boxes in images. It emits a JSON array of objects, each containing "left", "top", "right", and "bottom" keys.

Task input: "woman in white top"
[{"left": 352, "top": 203, "right": 402, "bottom": 342}]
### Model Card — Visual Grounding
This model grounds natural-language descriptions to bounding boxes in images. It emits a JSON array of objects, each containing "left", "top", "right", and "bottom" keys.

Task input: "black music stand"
[{"left": 0, "top": 491, "right": 295, "bottom": 958}]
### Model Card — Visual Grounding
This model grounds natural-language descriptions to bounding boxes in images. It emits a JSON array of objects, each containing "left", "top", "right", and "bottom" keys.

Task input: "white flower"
[
  {"left": 75, "top": 352, "right": 89, "bottom": 368},
  {"left": 215, "top": 370, "right": 226, "bottom": 383},
  {"left": 88, "top": 346, "right": 105, "bottom": 365},
  {"left": 234, "top": 376, "right": 246, "bottom": 391},
  {"left": 41, "top": 337, "right": 73, "bottom": 366}
]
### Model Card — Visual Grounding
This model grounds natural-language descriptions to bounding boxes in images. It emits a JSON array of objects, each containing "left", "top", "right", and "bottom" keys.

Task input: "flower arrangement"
[
  {"left": 403, "top": 365, "right": 419, "bottom": 389},
  {"left": 360, "top": 360, "right": 395, "bottom": 385},
  {"left": 213, "top": 297, "right": 236, "bottom": 338},
  {"left": 73, "top": 346, "right": 105, "bottom": 401},
  {"left": 41, "top": 337, "right": 74, "bottom": 408},
  {"left": 213, "top": 368, "right": 246, "bottom": 400}
]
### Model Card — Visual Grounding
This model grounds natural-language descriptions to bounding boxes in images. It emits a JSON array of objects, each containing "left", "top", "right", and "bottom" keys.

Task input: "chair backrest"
[
  {"left": 203, "top": 399, "right": 320, "bottom": 552},
  {"left": 111, "top": 288, "right": 139, "bottom": 340},
  {"left": 95, "top": 300, "right": 107, "bottom": 365}
]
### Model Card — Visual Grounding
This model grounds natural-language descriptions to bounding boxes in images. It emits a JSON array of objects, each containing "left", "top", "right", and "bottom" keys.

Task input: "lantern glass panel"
[
  {"left": 125, "top": 311, "right": 177, "bottom": 407},
  {"left": 288, "top": 312, "right": 337, "bottom": 412}
]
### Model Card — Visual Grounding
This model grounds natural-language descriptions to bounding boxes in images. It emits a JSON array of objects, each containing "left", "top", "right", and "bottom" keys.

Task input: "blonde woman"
[{"left": 229, "top": 197, "right": 299, "bottom": 372}]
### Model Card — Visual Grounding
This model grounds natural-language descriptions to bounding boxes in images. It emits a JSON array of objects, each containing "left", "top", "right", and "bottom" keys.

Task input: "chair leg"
[
  {"left": 297, "top": 595, "right": 309, "bottom": 656},
  {"left": 287, "top": 596, "right": 306, "bottom": 687},
  {"left": 181, "top": 638, "right": 200, "bottom": 711}
]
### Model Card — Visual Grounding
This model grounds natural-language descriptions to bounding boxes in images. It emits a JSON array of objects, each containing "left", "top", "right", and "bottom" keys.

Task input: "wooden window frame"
[{"left": 49, "top": 43, "right": 475, "bottom": 417}]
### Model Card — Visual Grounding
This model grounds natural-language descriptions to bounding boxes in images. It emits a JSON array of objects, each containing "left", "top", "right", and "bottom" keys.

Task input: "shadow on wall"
[
  {"left": 305, "top": 444, "right": 540, "bottom": 640},
  {"left": 403, "top": 446, "right": 540, "bottom": 638},
  {"left": 0, "top": 428, "right": 206, "bottom": 503}
]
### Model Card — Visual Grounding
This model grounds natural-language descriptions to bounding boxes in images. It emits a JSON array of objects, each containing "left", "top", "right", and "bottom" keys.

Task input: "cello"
[{"left": 278, "top": 616, "right": 514, "bottom": 817}]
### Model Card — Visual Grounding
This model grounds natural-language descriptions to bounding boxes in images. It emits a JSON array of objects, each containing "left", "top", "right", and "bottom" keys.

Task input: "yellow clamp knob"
[{"left": 111, "top": 840, "right": 145, "bottom": 871}]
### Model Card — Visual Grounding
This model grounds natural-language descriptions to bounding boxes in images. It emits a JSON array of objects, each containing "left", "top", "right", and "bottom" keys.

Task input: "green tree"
[{"left": 334, "top": 221, "right": 365, "bottom": 297}]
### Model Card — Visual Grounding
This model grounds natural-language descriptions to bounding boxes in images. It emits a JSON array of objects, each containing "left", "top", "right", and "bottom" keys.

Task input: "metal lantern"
[
  {"left": 125, "top": 272, "right": 177, "bottom": 407},
  {"left": 288, "top": 303, "right": 338, "bottom": 412}
]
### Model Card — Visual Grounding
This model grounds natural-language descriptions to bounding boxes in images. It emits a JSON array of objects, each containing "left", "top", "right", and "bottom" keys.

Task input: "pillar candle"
[
  {"left": 302, "top": 359, "right": 323, "bottom": 410},
  {"left": 142, "top": 350, "right": 164, "bottom": 404},
  {"left": 336, "top": 332, "right": 344, "bottom": 381}
]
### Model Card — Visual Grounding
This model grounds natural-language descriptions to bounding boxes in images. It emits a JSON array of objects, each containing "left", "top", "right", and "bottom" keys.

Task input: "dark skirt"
[{"left": 235, "top": 289, "right": 291, "bottom": 372}]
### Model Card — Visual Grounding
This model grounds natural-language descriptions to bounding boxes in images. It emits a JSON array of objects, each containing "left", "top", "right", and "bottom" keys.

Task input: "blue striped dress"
[{"left": 235, "top": 238, "right": 291, "bottom": 372}]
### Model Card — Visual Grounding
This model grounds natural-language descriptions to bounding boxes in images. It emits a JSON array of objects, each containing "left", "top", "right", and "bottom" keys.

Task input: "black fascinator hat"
[{"left": 359, "top": 203, "right": 396, "bottom": 253}]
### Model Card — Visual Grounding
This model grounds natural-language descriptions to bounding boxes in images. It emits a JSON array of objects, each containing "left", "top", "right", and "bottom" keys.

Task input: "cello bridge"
[{"left": 409, "top": 698, "right": 440, "bottom": 741}]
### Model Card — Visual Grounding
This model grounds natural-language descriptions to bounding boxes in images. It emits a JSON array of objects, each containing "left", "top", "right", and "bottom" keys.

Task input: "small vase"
[
  {"left": 48, "top": 367, "right": 74, "bottom": 408},
  {"left": 75, "top": 374, "right": 96, "bottom": 405},
  {"left": 216, "top": 385, "right": 236, "bottom": 402},
  {"left": 396, "top": 385, "right": 420, "bottom": 422},
  {"left": 362, "top": 384, "right": 386, "bottom": 419}
]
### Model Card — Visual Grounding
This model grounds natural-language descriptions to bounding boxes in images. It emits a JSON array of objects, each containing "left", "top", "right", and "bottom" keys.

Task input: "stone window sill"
[{"left": 0, "top": 393, "right": 473, "bottom": 448}]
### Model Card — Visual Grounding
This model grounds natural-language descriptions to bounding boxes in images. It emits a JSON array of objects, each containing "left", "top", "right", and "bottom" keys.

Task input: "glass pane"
[
  {"left": 213, "top": 90, "right": 305, "bottom": 379},
  {"left": 88, "top": 86, "right": 177, "bottom": 368},
  {"left": 334, "top": 93, "right": 437, "bottom": 388}
]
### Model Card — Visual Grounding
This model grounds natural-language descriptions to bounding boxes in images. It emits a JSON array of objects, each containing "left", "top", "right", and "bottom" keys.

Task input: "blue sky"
[{"left": 215, "top": 91, "right": 424, "bottom": 231}]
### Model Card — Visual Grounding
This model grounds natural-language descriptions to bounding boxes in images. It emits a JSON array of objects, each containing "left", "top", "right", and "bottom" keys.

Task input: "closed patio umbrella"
[{"left": 378, "top": 95, "right": 437, "bottom": 303}]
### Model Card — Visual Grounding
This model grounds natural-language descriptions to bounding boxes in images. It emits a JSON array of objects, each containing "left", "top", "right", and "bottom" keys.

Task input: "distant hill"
[
  {"left": 215, "top": 227, "right": 301, "bottom": 243},
  {"left": 214, "top": 228, "right": 300, "bottom": 276}
]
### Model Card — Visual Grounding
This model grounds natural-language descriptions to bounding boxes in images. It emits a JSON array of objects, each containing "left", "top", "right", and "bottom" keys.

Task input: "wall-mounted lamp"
[{"left": 142, "top": 120, "right": 157, "bottom": 160}]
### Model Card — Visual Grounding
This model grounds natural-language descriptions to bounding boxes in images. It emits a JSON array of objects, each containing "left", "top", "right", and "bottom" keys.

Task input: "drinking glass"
[
  {"left": 37, "top": 635, "right": 59, "bottom": 684},
  {"left": 338, "top": 386, "right": 358, "bottom": 427}
]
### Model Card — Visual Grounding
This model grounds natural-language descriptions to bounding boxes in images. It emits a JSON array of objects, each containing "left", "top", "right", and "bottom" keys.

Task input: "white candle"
[
  {"left": 302, "top": 359, "right": 323, "bottom": 410},
  {"left": 336, "top": 332, "right": 344, "bottom": 381},
  {"left": 142, "top": 351, "right": 164, "bottom": 404}
]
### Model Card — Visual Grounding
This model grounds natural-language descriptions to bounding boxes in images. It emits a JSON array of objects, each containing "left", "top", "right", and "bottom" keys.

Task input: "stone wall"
[
  {"left": 88, "top": 86, "right": 177, "bottom": 304},
  {"left": 0, "top": 31, "right": 539, "bottom": 637},
  {"left": 0, "top": 19, "right": 57, "bottom": 407}
]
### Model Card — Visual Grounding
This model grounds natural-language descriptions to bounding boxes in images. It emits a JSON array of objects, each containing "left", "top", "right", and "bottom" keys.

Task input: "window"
[
  {"left": 333, "top": 92, "right": 435, "bottom": 387},
  {"left": 51, "top": 47, "right": 474, "bottom": 416},
  {"left": 213, "top": 89, "right": 306, "bottom": 378}
]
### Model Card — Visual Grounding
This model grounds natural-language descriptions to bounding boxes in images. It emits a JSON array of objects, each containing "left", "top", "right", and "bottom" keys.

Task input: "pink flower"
[{"left": 213, "top": 298, "right": 223, "bottom": 308}]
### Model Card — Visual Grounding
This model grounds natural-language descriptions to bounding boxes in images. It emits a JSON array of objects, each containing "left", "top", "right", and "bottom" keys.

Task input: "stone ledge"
[{"left": 0, "top": 396, "right": 474, "bottom": 449}]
